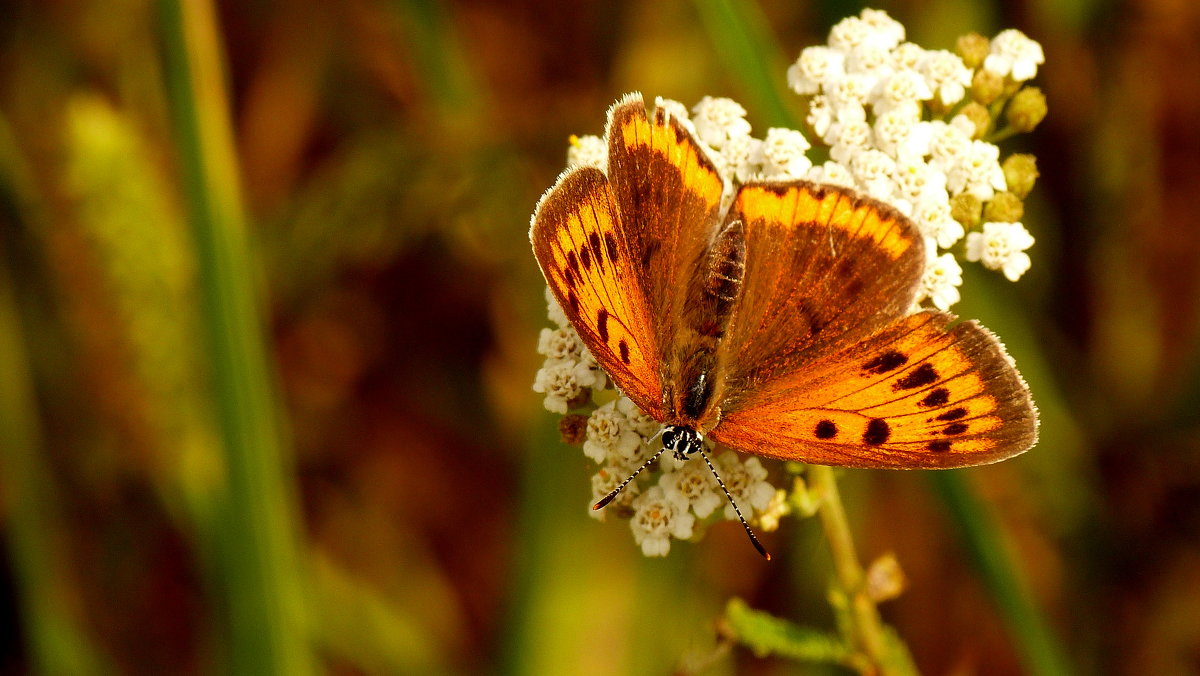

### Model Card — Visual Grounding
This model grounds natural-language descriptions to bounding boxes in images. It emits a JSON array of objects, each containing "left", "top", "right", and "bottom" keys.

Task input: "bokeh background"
[{"left": 1, "top": 0, "right": 1198, "bottom": 674}]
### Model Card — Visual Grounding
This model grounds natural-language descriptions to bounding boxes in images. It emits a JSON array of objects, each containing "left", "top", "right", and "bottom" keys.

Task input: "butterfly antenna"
[
  {"left": 698, "top": 447, "right": 771, "bottom": 561},
  {"left": 593, "top": 446, "right": 666, "bottom": 511}
]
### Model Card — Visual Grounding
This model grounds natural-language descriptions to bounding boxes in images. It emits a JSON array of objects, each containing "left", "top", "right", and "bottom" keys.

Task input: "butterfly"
[{"left": 530, "top": 93, "right": 1038, "bottom": 557}]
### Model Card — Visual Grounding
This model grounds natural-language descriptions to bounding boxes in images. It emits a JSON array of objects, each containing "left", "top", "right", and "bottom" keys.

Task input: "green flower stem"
[
  {"left": 810, "top": 466, "right": 889, "bottom": 669},
  {"left": 159, "top": 1, "right": 312, "bottom": 673}
]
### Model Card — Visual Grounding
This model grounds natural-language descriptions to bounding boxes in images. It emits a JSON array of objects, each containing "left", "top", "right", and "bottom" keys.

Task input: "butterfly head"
[{"left": 662, "top": 425, "right": 703, "bottom": 461}]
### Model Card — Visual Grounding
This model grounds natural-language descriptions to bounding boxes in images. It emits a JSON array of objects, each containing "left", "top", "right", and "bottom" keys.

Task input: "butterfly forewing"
[
  {"left": 530, "top": 166, "right": 664, "bottom": 416},
  {"left": 606, "top": 95, "right": 728, "bottom": 422}
]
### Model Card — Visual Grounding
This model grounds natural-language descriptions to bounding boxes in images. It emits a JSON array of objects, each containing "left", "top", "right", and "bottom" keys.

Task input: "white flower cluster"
[
  {"left": 785, "top": 9, "right": 1043, "bottom": 307},
  {"left": 532, "top": 288, "right": 607, "bottom": 414}
]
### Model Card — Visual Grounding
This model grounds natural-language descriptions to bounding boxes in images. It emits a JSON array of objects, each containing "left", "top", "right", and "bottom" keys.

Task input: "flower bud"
[
  {"left": 1005, "top": 86, "right": 1047, "bottom": 133},
  {"left": 958, "top": 101, "right": 992, "bottom": 139},
  {"left": 971, "top": 68, "right": 1005, "bottom": 105},
  {"left": 865, "top": 553, "right": 907, "bottom": 602},
  {"left": 984, "top": 191, "right": 1025, "bottom": 223},
  {"left": 559, "top": 414, "right": 588, "bottom": 444},
  {"left": 956, "top": 32, "right": 990, "bottom": 69},
  {"left": 950, "top": 192, "right": 983, "bottom": 228},
  {"left": 1002, "top": 153, "right": 1040, "bottom": 198}
]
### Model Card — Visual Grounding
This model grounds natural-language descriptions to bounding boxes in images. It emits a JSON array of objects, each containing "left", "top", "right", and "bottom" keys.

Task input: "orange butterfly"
[{"left": 530, "top": 93, "right": 1038, "bottom": 557}]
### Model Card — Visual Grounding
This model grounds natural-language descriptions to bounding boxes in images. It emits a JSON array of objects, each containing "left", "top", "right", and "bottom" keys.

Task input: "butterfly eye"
[{"left": 661, "top": 426, "right": 679, "bottom": 448}]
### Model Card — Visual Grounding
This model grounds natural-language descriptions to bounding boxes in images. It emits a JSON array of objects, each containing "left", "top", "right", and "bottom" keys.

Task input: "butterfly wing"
[
  {"left": 714, "top": 182, "right": 927, "bottom": 412},
  {"left": 605, "top": 94, "right": 728, "bottom": 420},
  {"left": 708, "top": 182, "right": 1037, "bottom": 468},
  {"left": 530, "top": 167, "right": 664, "bottom": 415},
  {"left": 711, "top": 310, "right": 1038, "bottom": 468}
]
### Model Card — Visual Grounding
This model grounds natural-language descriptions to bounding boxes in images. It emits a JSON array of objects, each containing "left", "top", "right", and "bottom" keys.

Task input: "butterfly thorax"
[
  {"left": 662, "top": 425, "right": 703, "bottom": 461},
  {"left": 663, "top": 218, "right": 747, "bottom": 431}
]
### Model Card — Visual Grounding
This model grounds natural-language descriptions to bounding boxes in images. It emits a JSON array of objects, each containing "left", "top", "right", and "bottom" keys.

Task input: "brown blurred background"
[{"left": 0, "top": 0, "right": 1199, "bottom": 674}]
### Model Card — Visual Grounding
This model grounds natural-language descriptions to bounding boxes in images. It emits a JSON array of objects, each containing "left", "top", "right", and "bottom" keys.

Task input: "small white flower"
[
  {"left": 893, "top": 158, "right": 947, "bottom": 202},
  {"left": 537, "top": 326, "right": 584, "bottom": 362},
  {"left": 787, "top": 46, "right": 846, "bottom": 95},
  {"left": 654, "top": 97, "right": 691, "bottom": 124},
  {"left": 911, "top": 192, "right": 964, "bottom": 249},
  {"left": 757, "top": 127, "right": 812, "bottom": 179},
  {"left": 721, "top": 134, "right": 764, "bottom": 183},
  {"left": 806, "top": 94, "right": 833, "bottom": 139},
  {"left": 984, "top": 29, "right": 1045, "bottom": 82},
  {"left": 825, "top": 73, "right": 877, "bottom": 110},
  {"left": 589, "top": 466, "right": 639, "bottom": 520},
  {"left": 872, "top": 69, "right": 933, "bottom": 113},
  {"left": 872, "top": 105, "right": 926, "bottom": 160},
  {"left": 920, "top": 50, "right": 972, "bottom": 106},
  {"left": 966, "top": 221, "right": 1035, "bottom": 281},
  {"left": 828, "top": 118, "right": 872, "bottom": 164},
  {"left": 660, "top": 461, "right": 722, "bottom": 518},
  {"left": 806, "top": 160, "right": 855, "bottom": 188},
  {"left": 630, "top": 486, "right": 695, "bottom": 557},
  {"left": 846, "top": 42, "right": 894, "bottom": 79},
  {"left": 918, "top": 250, "right": 964, "bottom": 310},
  {"left": 577, "top": 345, "right": 608, "bottom": 390},
  {"left": 947, "top": 140, "right": 1007, "bottom": 200},
  {"left": 545, "top": 286, "right": 568, "bottom": 327},
  {"left": 850, "top": 149, "right": 897, "bottom": 200},
  {"left": 926, "top": 121, "right": 973, "bottom": 171},
  {"left": 714, "top": 452, "right": 775, "bottom": 521},
  {"left": 828, "top": 16, "right": 874, "bottom": 52},
  {"left": 532, "top": 359, "right": 594, "bottom": 414},
  {"left": 691, "top": 96, "right": 752, "bottom": 149},
  {"left": 615, "top": 396, "right": 660, "bottom": 438},
  {"left": 859, "top": 8, "right": 906, "bottom": 50},
  {"left": 566, "top": 134, "right": 607, "bottom": 171},
  {"left": 583, "top": 400, "right": 643, "bottom": 465},
  {"left": 892, "top": 42, "right": 926, "bottom": 71}
]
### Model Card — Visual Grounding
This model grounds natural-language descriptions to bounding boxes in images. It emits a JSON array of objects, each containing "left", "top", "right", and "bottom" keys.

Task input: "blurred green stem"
[
  {"left": 159, "top": 0, "right": 312, "bottom": 673},
  {"left": 928, "top": 472, "right": 1072, "bottom": 676},
  {"left": 810, "top": 466, "right": 889, "bottom": 670}
]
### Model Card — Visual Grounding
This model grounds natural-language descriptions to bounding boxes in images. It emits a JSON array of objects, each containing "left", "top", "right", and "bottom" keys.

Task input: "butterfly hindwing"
[
  {"left": 711, "top": 311, "right": 1038, "bottom": 468},
  {"left": 530, "top": 166, "right": 664, "bottom": 416}
]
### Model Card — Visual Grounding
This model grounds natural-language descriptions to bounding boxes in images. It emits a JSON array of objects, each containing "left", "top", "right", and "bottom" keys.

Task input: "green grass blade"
[
  {"left": 158, "top": 1, "right": 312, "bottom": 672},
  {"left": 691, "top": 0, "right": 798, "bottom": 129},
  {"left": 928, "top": 472, "right": 1072, "bottom": 676}
]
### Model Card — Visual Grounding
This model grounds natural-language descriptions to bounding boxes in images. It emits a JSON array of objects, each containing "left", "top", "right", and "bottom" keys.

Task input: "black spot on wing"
[
  {"left": 928, "top": 440, "right": 951, "bottom": 452},
  {"left": 935, "top": 407, "right": 968, "bottom": 421},
  {"left": 862, "top": 350, "right": 908, "bottom": 375},
  {"left": 942, "top": 423, "right": 969, "bottom": 435},
  {"left": 618, "top": 339, "right": 630, "bottom": 364},
  {"left": 596, "top": 308, "right": 609, "bottom": 342},
  {"left": 580, "top": 246, "right": 591, "bottom": 269},
  {"left": 604, "top": 232, "right": 619, "bottom": 261},
  {"left": 921, "top": 388, "right": 950, "bottom": 408},
  {"left": 588, "top": 231, "right": 605, "bottom": 271},
  {"left": 567, "top": 290, "right": 580, "bottom": 313},
  {"left": 894, "top": 363, "right": 938, "bottom": 391},
  {"left": 863, "top": 418, "right": 890, "bottom": 445},
  {"left": 815, "top": 420, "right": 838, "bottom": 439}
]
